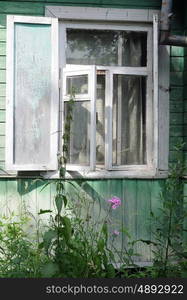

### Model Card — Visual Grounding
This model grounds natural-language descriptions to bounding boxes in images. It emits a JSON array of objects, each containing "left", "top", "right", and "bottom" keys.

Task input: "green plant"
[
  {"left": 0, "top": 214, "right": 46, "bottom": 277},
  {"left": 142, "top": 143, "right": 187, "bottom": 277}
]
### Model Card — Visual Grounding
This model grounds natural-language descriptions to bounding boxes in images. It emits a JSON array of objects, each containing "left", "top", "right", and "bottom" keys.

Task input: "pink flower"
[
  {"left": 113, "top": 230, "right": 120, "bottom": 236},
  {"left": 107, "top": 196, "right": 121, "bottom": 209}
]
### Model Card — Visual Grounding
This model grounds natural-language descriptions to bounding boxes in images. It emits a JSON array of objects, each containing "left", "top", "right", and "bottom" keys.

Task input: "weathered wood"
[
  {"left": 170, "top": 57, "right": 184, "bottom": 72},
  {"left": 158, "top": 44, "right": 169, "bottom": 171},
  {"left": 170, "top": 101, "right": 183, "bottom": 112},
  {"left": 170, "top": 71, "right": 184, "bottom": 86},
  {"left": 170, "top": 113, "right": 183, "bottom": 125},
  {"left": 0, "top": 179, "right": 7, "bottom": 215},
  {"left": 170, "top": 87, "right": 183, "bottom": 100},
  {"left": 0, "top": 42, "right": 5, "bottom": 55},
  {"left": 0, "top": 0, "right": 161, "bottom": 8},
  {"left": 0, "top": 135, "right": 5, "bottom": 147},
  {"left": 169, "top": 137, "right": 183, "bottom": 150},
  {"left": 170, "top": 125, "right": 183, "bottom": 137},
  {"left": 184, "top": 113, "right": 187, "bottom": 124},
  {"left": 0, "top": 123, "right": 5, "bottom": 135},
  {"left": 169, "top": 150, "right": 183, "bottom": 162},
  {"left": 0, "top": 14, "right": 6, "bottom": 27},
  {"left": 6, "top": 16, "right": 59, "bottom": 171},
  {"left": 136, "top": 180, "right": 152, "bottom": 262},
  {"left": 0, "top": 110, "right": 5, "bottom": 122},
  {"left": 0, "top": 97, "right": 5, "bottom": 109},
  {"left": 37, "top": 179, "right": 52, "bottom": 224},
  {"left": 0, "top": 69, "right": 5, "bottom": 82},
  {"left": 0, "top": 56, "right": 6, "bottom": 69},
  {"left": 0, "top": 83, "right": 5, "bottom": 96},
  {"left": 6, "top": 179, "right": 22, "bottom": 215},
  {"left": 122, "top": 179, "right": 138, "bottom": 259},
  {"left": 0, "top": 2, "right": 44, "bottom": 14},
  {"left": 0, "top": 147, "right": 5, "bottom": 160},
  {"left": 0, "top": 28, "right": 6, "bottom": 42},
  {"left": 171, "top": 46, "right": 185, "bottom": 57},
  {"left": 46, "top": 6, "right": 159, "bottom": 22}
]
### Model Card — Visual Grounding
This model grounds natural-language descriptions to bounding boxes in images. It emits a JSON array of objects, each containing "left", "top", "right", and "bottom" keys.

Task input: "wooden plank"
[
  {"left": 136, "top": 180, "right": 152, "bottom": 262},
  {"left": 150, "top": 179, "right": 164, "bottom": 260},
  {"left": 0, "top": 179, "right": 7, "bottom": 216},
  {"left": 0, "top": 83, "right": 5, "bottom": 96},
  {"left": 184, "top": 113, "right": 187, "bottom": 124},
  {"left": 170, "top": 113, "right": 183, "bottom": 125},
  {"left": 108, "top": 179, "right": 123, "bottom": 257},
  {"left": 122, "top": 179, "right": 138, "bottom": 261},
  {"left": 170, "top": 125, "right": 183, "bottom": 137},
  {"left": 46, "top": 6, "right": 158, "bottom": 21},
  {"left": 184, "top": 101, "right": 187, "bottom": 112},
  {"left": 169, "top": 150, "right": 183, "bottom": 162},
  {"left": 0, "top": 123, "right": 5, "bottom": 135},
  {"left": 170, "top": 57, "right": 184, "bottom": 72},
  {"left": 184, "top": 86, "right": 187, "bottom": 99},
  {"left": 6, "top": 16, "right": 59, "bottom": 171},
  {"left": 0, "top": 97, "right": 5, "bottom": 109},
  {"left": 0, "top": 28, "right": 6, "bottom": 42},
  {"left": 0, "top": 147, "right": 5, "bottom": 160},
  {"left": 0, "top": 42, "right": 5, "bottom": 55},
  {"left": 6, "top": 0, "right": 161, "bottom": 7},
  {"left": 6, "top": 179, "right": 22, "bottom": 215},
  {"left": 158, "top": 44, "right": 169, "bottom": 171},
  {"left": 171, "top": 46, "right": 184, "bottom": 57},
  {"left": 36, "top": 179, "right": 52, "bottom": 224},
  {"left": 0, "top": 135, "right": 5, "bottom": 147},
  {"left": 0, "top": 56, "right": 6, "bottom": 69},
  {"left": 0, "top": 69, "right": 5, "bottom": 83},
  {"left": 0, "top": 2, "right": 44, "bottom": 15},
  {"left": 169, "top": 137, "right": 183, "bottom": 150},
  {"left": 170, "top": 71, "right": 184, "bottom": 86},
  {"left": 0, "top": 14, "right": 6, "bottom": 27},
  {"left": 183, "top": 72, "right": 187, "bottom": 85},
  {"left": 170, "top": 101, "right": 183, "bottom": 113},
  {"left": 0, "top": 110, "right": 5, "bottom": 122},
  {"left": 170, "top": 87, "right": 183, "bottom": 101},
  {"left": 19, "top": 178, "right": 44, "bottom": 236},
  {"left": 184, "top": 125, "right": 187, "bottom": 135}
]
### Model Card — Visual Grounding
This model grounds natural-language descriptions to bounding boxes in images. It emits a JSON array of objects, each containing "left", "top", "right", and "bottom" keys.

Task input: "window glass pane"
[
  {"left": 66, "top": 74, "right": 88, "bottom": 95},
  {"left": 14, "top": 23, "right": 51, "bottom": 165},
  {"left": 66, "top": 29, "right": 147, "bottom": 67},
  {"left": 96, "top": 74, "right": 105, "bottom": 165},
  {"left": 64, "top": 101, "right": 90, "bottom": 165},
  {"left": 112, "top": 75, "right": 146, "bottom": 165}
]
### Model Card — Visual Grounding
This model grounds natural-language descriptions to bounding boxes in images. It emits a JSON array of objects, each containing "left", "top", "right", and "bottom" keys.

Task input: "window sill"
[{"left": 40, "top": 169, "right": 168, "bottom": 179}]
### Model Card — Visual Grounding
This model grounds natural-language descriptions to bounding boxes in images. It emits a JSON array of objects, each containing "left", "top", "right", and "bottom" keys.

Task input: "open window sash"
[
  {"left": 6, "top": 15, "right": 59, "bottom": 171},
  {"left": 63, "top": 65, "right": 96, "bottom": 171}
]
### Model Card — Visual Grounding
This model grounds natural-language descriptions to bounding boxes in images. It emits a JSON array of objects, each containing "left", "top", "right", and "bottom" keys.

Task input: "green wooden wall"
[{"left": 0, "top": 0, "right": 187, "bottom": 263}]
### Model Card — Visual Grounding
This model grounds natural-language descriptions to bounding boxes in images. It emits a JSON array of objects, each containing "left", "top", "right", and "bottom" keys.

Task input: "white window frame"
[
  {"left": 6, "top": 15, "right": 59, "bottom": 171},
  {"left": 63, "top": 65, "right": 96, "bottom": 171},
  {"left": 48, "top": 7, "right": 169, "bottom": 179},
  {"left": 4, "top": 7, "right": 169, "bottom": 179}
]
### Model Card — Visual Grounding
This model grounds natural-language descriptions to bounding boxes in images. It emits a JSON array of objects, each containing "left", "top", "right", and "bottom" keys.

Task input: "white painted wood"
[
  {"left": 45, "top": 6, "right": 159, "bottom": 23},
  {"left": 158, "top": 45, "right": 170, "bottom": 171},
  {"left": 62, "top": 65, "right": 96, "bottom": 172},
  {"left": 10, "top": 15, "right": 55, "bottom": 24},
  {"left": 90, "top": 66, "right": 96, "bottom": 171},
  {"left": 6, "top": 15, "right": 59, "bottom": 171},
  {"left": 105, "top": 71, "right": 113, "bottom": 170},
  {"left": 146, "top": 27, "right": 154, "bottom": 169},
  {"left": 62, "top": 22, "right": 152, "bottom": 33},
  {"left": 153, "top": 14, "right": 159, "bottom": 173}
]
